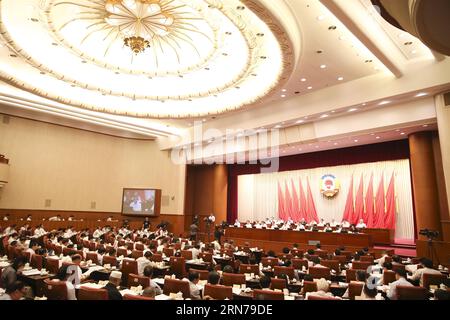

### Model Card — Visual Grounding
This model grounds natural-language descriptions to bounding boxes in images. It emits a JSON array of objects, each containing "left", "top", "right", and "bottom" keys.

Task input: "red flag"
[
  {"left": 342, "top": 175, "right": 355, "bottom": 223},
  {"left": 374, "top": 174, "right": 385, "bottom": 228},
  {"left": 365, "top": 173, "right": 375, "bottom": 228},
  {"left": 299, "top": 178, "right": 307, "bottom": 222},
  {"left": 291, "top": 179, "right": 300, "bottom": 222},
  {"left": 284, "top": 181, "right": 293, "bottom": 221},
  {"left": 384, "top": 173, "right": 396, "bottom": 230},
  {"left": 306, "top": 178, "right": 319, "bottom": 223},
  {"left": 277, "top": 182, "right": 286, "bottom": 220},
  {"left": 354, "top": 174, "right": 364, "bottom": 225}
]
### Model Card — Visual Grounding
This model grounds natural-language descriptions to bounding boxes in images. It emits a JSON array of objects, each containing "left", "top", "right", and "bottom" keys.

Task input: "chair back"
[
  {"left": 128, "top": 273, "right": 151, "bottom": 288},
  {"left": 86, "top": 252, "right": 99, "bottom": 264},
  {"left": 169, "top": 256, "right": 186, "bottom": 279},
  {"left": 189, "top": 268, "right": 209, "bottom": 280},
  {"left": 360, "top": 256, "right": 375, "bottom": 264},
  {"left": 340, "top": 251, "right": 353, "bottom": 260},
  {"left": 181, "top": 250, "right": 193, "bottom": 260},
  {"left": 45, "top": 257, "right": 60, "bottom": 274},
  {"left": 348, "top": 282, "right": 364, "bottom": 300},
  {"left": 78, "top": 287, "right": 109, "bottom": 300},
  {"left": 198, "top": 252, "right": 213, "bottom": 263},
  {"left": 150, "top": 253, "right": 163, "bottom": 262},
  {"left": 397, "top": 285, "right": 428, "bottom": 300},
  {"left": 392, "top": 263, "right": 406, "bottom": 273},
  {"left": 239, "top": 264, "right": 260, "bottom": 275},
  {"left": 125, "top": 242, "right": 134, "bottom": 250},
  {"left": 222, "top": 273, "right": 246, "bottom": 286},
  {"left": 261, "top": 257, "right": 278, "bottom": 267},
  {"left": 270, "top": 278, "right": 287, "bottom": 290},
  {"left": 291, "top": 258, "right": 308, "bottom": 270},
  {"left": 121, "top": 259, "right": 138, "bottom": 286},
  {"left": 423, "top": 273, "right": 447, "bottom": 289},
  {"left": 291, "top": 249, "right": 304, "bottom": 258},
  {"left": 383, "top": 270, "right": 396, "bottom": 285},
  {"left": 316, "top": 250, "right": 328, "bottom": 259},
  {"left": 30, "top": 254, "right": 43, "bottom": 270},
  {"left": 163, "top": 278, "right": 190, "bottom": 299},
  {"left": 131, "top": 250, "right": 144, "bottom": 259},
  {"left": 43, "top": 279, "right": 68, "bottom": 300},
  {"left": 346, "top": 269, "right": 365, "bottom": 283},
  {"left": 253, "top": 289, "right": 284, "bottom": 300},
  {"left": 204, "top": 284, "right": 233, "bottom": 300},
  {"left": 117, "top": 247, "right": 128, "bottom": 257},
  {"left": 309, "top": 266, "right": 331, "bottom": 280},
  {"left": 54, "top": 245, "right": 63, "bottom": 255},
  {"left": 321, "top": 260, "right": 340, "bottom": 272},
  {"left": 303, "top": 281, "right": 318, "bottom": 294},
  {"left": 135, "top": 243, "right": 145, "bottom": 251},
  {"left": 352, "top": 261, "right": 372, "bottom": 270},
  {"left": 163, "top": 247, "right": 175, "bottom": 257},
  {"left": 102, "top": 255, "right": 117, "bottom": 267},
  {"left": 273, "top": 266, "right": 295, "bottom": 279}
]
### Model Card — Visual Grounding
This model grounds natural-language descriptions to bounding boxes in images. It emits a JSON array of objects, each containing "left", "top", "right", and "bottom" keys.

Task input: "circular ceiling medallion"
[{"left": 0, "top": 0, "right": 294, "bottom": 118}]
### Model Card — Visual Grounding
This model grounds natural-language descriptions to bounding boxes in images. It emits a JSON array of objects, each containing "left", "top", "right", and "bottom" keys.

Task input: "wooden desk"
[{"left": 224, "top": 227, "right": 373, "bottom": 249}]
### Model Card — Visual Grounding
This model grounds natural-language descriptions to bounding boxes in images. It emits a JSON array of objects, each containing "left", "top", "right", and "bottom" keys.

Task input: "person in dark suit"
[
  {"left": 143, "top": 217, "right": 150, "bottom": 230},
  {"left": 103, "top": 271, "right": 123, "bottom": 300}
]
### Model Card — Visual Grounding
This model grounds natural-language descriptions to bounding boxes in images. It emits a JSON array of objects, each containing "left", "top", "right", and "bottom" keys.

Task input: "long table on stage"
[{"left": 224, "top": 227, "right": 373, "bottom": 249}]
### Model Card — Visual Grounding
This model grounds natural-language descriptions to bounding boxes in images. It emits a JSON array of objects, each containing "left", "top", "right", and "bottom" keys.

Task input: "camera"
[{"left": 419, "top": 229, "right": 439, "bottom": 239}]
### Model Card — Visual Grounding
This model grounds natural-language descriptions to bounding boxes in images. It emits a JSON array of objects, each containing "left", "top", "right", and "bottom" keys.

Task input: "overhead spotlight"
[
  {"left": 379, "top": 100, "right": 390, "bottom": 105},
  {"left": 337, "top": 77, "right": 344, "bottom": 81},
  {"left": 281, "top": 94, "right": 286, "bottom": 98},
  {"left": 282, "top": 89, "right": 287, "bottom": 92},
  {"left": 320, "top": 114, "right": 329, "bottom": 118},
  {"left": 307, "top": 86, "right": 313, "bottom": 90},
  {"left": 415, "top": 92, "right": 428, "bottom": 97},
  {"left": 348, "top": 108, "right": 358, "bottom": 112},
  {"left": 301, "top": 78, "right": 307, "bottom": 82},
  {"left": 320, "top": 64, "right": 327, "bottom": 69},
  {"left": 317, "top": 15, "right": 325, "bottom": 21},
  {"left": 376, "top": 136, "right": 380, "bottom": 139},
  {"left": 296, "top": 120, "right": 304, "bottom": 124},
  {"left": 354, "top": 139, "right": 359, "bottom": 143}
]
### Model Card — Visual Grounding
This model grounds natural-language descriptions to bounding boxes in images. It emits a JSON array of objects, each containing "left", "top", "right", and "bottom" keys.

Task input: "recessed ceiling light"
[
  {"left": 296, "top": 120, "right": 304, "bottom": 124},
  {"left": 202, "top": 118, "right": 207, "bottom": 122},
  {"left": 376, "top": 136, "right": 380, "bottom": 139},
  {"left": 379, "top": 100, "right": 391, "bottom": 105},
  {"left": 320, "top": 114, "right": 329, "bottom": 118},
  {"left": 348, "top": 108, "right": 358, "bottom": 112},
  {"left": 307, "top": 86, "right": 313, "bottom": 90},
  {"left": 281, "top": 94, "right": 286, "bottom": 98},
  {"left": 337, "top": 77, "right": 344, "bottom": 81},
  {"left": 282, "top": 89, "right": 287, "bottom": 92},
  {"left": 317, "top": 15, "right": 325, "bottom": 21},
  {"left": 411, "top": 50, "right": 417, "bottom": 54},
  {"left": 423, "top": 124, "right": 428, "bottom": 128},
  {"left": 301, "top": 78, "right": 307, "bottom": 82},
  {"left": 320, "top": 64, "right": 327, "bottom": 69},
  {"left": 362, "top": 103, "right": 366, "bottom": 106},
  {"left": 331, "top": 110, "right": 336, "bottom": 113},
  {"left": 274, "top": 125, "right": 282, "bottom": 129},
  {"left": 415, "top": 92, "right": 427, "bottom": 97},
  {"left": 334, "top": 142, "right": 338, "bottom": 146},
  {"left": 354, "top": 139, "right": 358, "bottom": 143},
  {"left": 400, "top": 132, "right": 406, "bottom": 135},
  {"left": 395, "top": 129, "right": 400, "bottom": 132}
]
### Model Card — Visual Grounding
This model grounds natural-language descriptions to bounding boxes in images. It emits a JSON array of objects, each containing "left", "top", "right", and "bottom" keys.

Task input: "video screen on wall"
[{"left": 121, "top": 188, "right": 161, "bottom": 216}]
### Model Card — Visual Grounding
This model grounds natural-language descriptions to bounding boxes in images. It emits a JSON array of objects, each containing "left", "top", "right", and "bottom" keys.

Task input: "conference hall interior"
[{"left": 0, "top": 0, "right": 450, "bottom": 302}]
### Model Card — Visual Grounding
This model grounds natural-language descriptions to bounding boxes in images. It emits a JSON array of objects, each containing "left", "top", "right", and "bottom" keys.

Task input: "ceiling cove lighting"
[{"left": 0, "top": 0, "right": 292, "bottom": 118}]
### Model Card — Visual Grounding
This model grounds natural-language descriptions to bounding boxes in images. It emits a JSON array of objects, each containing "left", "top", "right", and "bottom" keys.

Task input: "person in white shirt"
[
  {"left": 33, "top": 225, "right": 46, "bottom": 237},
  {"left": 3, "top": 214, "right": 9, "bottom": 221},
  {"left": 136, "top": 251, "right": 152, "bottom": 276},
  {"left": 356, "top": 219, "right": 367, "bottom": 229},
  {"left": 330, "top": 219, "right": 337, "bottom": 227},
  {"left": 208, "top": 214, "right": 216, "bottom": 224},
  {"left": 408, "top": 258, "right": 442, "bottom": 286},
  {"left": 56, "top": 266, "right": 77, "bottom": 300},
  {"left": 387, "top": 268, "right": 413, "bottom": 300},
  {"left": 25, "top": 241, "right": 40, "bottom": 262},
  {"left": 48, "top": 215, "right": 62, "bottom": 221},
  {"left": 143, "top": 265, "right": 162, "bottom": 296},
  {"left": 341, "top": 220, "right": 350, "bottom": 228},
  {"left": 317, "top": 218, "right": 325, "bottom": 227},
  {"left": 190, "top": 244, "right": 201, "bottom": 260},
  {"left": 185, "top": 272, "right": 201, "bottom": 300},
  {"left": 234, "top": 220, "right": 241, "bottom": 227},
  {"left": 4, "top": 225, "right": 16, "bottom": 236},
  {"left": 92, "top": 227, "right": 103, "bottom": 239},
  {"left": 245, "top": 221, "right": 253, "bottom": 228},
  {"left": 26, "top": 215, "right": 32, "bottom": 221}
]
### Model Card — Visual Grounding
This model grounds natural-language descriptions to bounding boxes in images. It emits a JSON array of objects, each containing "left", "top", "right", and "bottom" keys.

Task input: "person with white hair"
[
  {"left": 306, "top": 278, "right": 341, "bottom": 300},
  {"left": 356, "top": 219, "right": 367, "bottom": 229},
  {"left": 103, "top": 271, "right": 123, "bottom": 300}
]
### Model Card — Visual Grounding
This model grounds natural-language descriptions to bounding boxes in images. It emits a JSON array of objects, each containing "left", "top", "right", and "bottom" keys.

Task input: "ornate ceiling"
[{"left": 0, "top": 0, "right": 294, "bottom": 118}]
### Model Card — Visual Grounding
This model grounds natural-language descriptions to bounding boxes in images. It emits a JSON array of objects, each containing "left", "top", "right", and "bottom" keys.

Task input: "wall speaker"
[
  {"left": 2, "top": 115, "right": 10, "bottom": 124},
  {"left": 161, "top": 195, "right": 170, "bottom": 207},
  {"left": 91, "top": 201, "right": 96, "bottom": 209},
  {"left": 44, "top": 199, "right": 52, "bottom": 208},
  {"left": 443, "top": 92, "right": 450, "bottom": 107}
]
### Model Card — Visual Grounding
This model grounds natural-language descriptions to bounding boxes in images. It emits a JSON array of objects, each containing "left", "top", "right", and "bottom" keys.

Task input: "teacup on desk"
[{"left": 40, "top": 269, "right": 48, "bottom": 276}]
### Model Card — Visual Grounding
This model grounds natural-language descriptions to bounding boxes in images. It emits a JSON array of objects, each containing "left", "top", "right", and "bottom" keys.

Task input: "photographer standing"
[
  {"left": 189, "top": 221, "right": 199, "bottom": 242},
  {"left": 214, "top": 225, "right": 225, "bottom": 244}
]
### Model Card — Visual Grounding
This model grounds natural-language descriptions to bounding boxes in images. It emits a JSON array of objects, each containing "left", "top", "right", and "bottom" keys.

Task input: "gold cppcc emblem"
[{"left": 320, "top": 174, "right": 340, "bottom": 198}]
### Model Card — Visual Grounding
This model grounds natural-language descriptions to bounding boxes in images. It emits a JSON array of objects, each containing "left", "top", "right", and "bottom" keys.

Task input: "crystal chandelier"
[{"left": 105, "top": 0, "right": 175, "bottom": 54}]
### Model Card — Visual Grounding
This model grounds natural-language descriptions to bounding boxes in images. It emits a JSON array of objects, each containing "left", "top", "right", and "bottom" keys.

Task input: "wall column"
[
  {"left": 435, "top": 93, "right": 450, "bottom": 241},
  {"left": 409, "top": 132, "right": 442, "bottom": 240}
]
